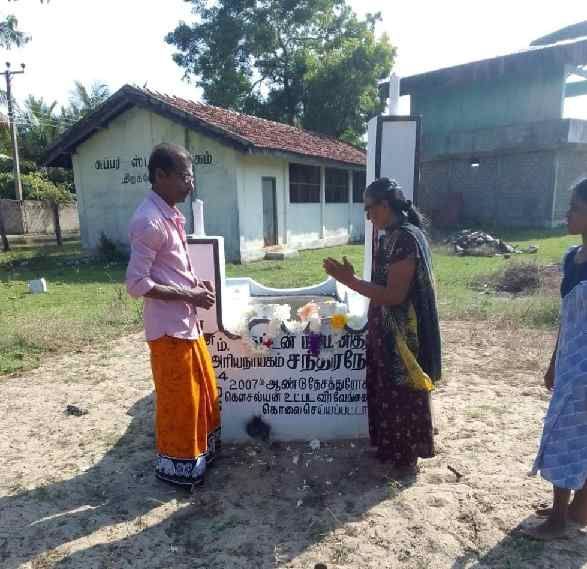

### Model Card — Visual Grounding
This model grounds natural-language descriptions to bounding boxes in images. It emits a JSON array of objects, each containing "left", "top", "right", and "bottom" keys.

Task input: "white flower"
[
  {"left": 308, "top": 316, "right": 322, "bottom": 333},
  {"left": 346, "top": 314, "right": 367, "bottom": 330},
  {"left": 285, "top": 320, "right": 305, "bottom": 334},
  {"left": 274, "top": 304, "right": 292, "bottom": 322},
  {"left": 268, "top": 318, "right": 283, "bottom": 337}
]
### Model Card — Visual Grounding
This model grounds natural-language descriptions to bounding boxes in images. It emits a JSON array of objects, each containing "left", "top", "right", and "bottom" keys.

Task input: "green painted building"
[{"left": 381, "top": 24, "right": 587, "bottom": 227}]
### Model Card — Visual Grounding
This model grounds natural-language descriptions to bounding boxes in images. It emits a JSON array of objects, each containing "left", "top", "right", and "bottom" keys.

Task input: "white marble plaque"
[{"left": 209, "top": 319, "right": 368, "bottom": 442}]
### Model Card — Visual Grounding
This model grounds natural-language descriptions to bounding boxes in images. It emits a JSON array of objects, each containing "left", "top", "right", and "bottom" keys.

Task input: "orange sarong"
[{"left": 148, "top": 335, "right": 221, "bottom": 486}]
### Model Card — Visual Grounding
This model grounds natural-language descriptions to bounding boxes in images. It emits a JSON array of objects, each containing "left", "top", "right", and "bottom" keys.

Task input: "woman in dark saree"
[{"left": 323, "top": 177, "right": 441, "bottom": 474}]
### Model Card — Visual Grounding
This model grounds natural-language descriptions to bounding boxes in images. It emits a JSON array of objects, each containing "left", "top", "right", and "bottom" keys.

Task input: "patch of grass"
[
  {"left": 0, "top": 243, "right": 142, "bottom": 375},
  {"left": 432, "top": 228, "right": 573, "bottom": 327},
  {"left": 331, "top": 541, "right": 353, "bottom": 564},
  {"left": 226, "top": 244, "right": 363, "bottom": 288},
  {"left": 0, "top": 228, "right": 575, "bottom": 375}
]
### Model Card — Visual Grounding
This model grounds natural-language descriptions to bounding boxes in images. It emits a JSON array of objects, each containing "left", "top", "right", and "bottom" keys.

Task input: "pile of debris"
[{"left": 447, "top": 229, "right": 539, "bottom": 257}]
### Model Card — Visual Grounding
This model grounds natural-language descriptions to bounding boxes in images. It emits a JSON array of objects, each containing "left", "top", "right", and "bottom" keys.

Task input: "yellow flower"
[{"left": 330, "top": 313, "right": 348, "bottom": 331}]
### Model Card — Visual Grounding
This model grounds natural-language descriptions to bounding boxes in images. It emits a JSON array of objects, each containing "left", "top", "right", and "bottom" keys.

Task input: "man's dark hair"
[{"left": 148, "top": 143, "right": 191, "bottom": 184}]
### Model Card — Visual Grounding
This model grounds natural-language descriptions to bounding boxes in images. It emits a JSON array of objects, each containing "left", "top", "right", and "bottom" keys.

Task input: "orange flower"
[{"left": 297, "top": 302, "right": 319, "bottom": 321}]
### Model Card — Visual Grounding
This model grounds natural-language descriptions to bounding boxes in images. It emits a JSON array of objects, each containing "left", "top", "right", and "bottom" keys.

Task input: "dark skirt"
[{"left": 366, "top": 306, "right": 434, "bottom": 465}]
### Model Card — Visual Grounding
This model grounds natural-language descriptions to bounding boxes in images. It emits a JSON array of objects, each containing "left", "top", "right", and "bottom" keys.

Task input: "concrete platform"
[
  {"left": 263, "top": 247, "right": 299, "bottom": 261},
  {"left": 6, "top": 232, "right": 80, "bottom": 246}
]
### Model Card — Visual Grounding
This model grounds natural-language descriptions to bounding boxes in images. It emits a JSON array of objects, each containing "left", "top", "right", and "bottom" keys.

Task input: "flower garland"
[{"left": 235, "top": 300, "right": 364, "bottom": 356}]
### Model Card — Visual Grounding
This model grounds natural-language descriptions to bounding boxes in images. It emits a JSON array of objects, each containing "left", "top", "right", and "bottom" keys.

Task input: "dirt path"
[{"left": 1, "top": 322, "right": 586, "bottom": 569}]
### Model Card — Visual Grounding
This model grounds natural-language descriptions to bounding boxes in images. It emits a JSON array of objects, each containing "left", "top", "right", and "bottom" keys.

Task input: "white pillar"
[
  {"left": 283, "top": 162, "right": 289, "bottom": 245},
  {"left": 387, "top": 72, "right": 401, "bottom": 115},
  {"left": 363, "top": 117, "right": 378, "bottom": 281},
  {"left": 347, "top": 170, "right": 353, "bottom": 242},
  {"left": 320, "top": 165, "right": 325, "bottom": 240}
]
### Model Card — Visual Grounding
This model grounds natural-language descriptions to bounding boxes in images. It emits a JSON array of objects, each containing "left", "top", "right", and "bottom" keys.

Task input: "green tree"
[
  {"left": 1, "top": 1, "right": 50, "bottom": 49},
  {"left": 0, "top": 114, "right": 11, "bottom": 155},
  {"left": 18, "top": 95, "right": 60, "bottom": 163},
  {"left": 61, "top": 81, "right": 110, "bottom": 122},
  {"left": 0, "top": 0, "right": 52, "bottom": 140},
  {"left": 0, "top": 14, "right": 29, "bottom": 49},
  {"left": 166, "top": 0, "right": 394, "bottom": 141},
  {"left": 301, "top": 33, "right": 393, "bottom": 145},
  {"left": 0, "top": 171, "right": 74, "bottom": 203}
]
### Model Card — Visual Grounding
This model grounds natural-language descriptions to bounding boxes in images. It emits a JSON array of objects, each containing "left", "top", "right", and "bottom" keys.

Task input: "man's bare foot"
[
  {"left": 520, "top": 518, "right": 570, "bottom": 541},
  {"left": 535, "top": 505, "right": 587, "bottom": 525}
]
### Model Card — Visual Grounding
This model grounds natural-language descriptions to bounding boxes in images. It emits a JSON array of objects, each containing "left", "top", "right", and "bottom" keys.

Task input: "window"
[
  {"left": 353, "top": 171, "right": 366, "bottom": 203},
  {"left": 289, "top": 163, "right": 320, "bottom": 203},
  {"left": 325, "top": 168, "right": 349, "bottom": 203}
]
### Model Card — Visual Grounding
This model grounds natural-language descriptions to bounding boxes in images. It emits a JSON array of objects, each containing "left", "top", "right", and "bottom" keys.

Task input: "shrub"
[
  {"left": 97, "top": 233, "right": 127, "bottom": 262},
  {"left": 472, "top": 262, "right": 544, "bottom": 295},
  {"left": 0, "top": 155, "right": 37, "bottom": 174},
  {"left": 0, "top": 171, "right": 74, "bottom": 203},
  {"left": 494, "top": 263, "right": 543, "bottom": 294}
]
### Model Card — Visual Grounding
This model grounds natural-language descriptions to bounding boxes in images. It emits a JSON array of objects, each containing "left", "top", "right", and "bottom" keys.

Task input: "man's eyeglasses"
[{"left": 175, "top": 171, "right": 194, "bottom": 184}]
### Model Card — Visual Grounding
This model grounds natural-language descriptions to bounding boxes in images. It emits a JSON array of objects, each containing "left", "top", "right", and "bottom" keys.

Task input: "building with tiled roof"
[{"left": 45, "top": 85, "right": 366, "bottom": 261}]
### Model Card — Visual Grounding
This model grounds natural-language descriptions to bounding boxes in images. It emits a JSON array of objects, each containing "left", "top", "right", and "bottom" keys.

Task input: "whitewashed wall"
[
  {"left": 73, "top": 107, "right": 189, "bottom": 250},
  {"left": 351, "top": 204, "right": 365, "bottom": 242},
  {"left": 72, "top": 107, "right": 241, "bottom": 259},
  {"left": 237, "top": 154, "right": 288, "bottom": 262},
  {"left": 287, "top": 204, "right": 322, "bottom": 249},
  {"left": 186, "top": 129, "right": 240, "bottom": 261},
  {"left": 287, "top": 201, "right": 364, "bottom": 250},
  {"left": 324, "top": 204, "right": 349, "bottom": 245},
  {"left": 238, "top": 159, "right": 366, "bottom": 258},
  {"left": 70, "top": 104, "right": 365, "bottom": 261}
]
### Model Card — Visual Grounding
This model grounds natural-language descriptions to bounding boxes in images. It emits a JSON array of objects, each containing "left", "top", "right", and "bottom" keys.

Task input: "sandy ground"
[{"left": 1, "top": 321, "right": 587, "bottom": 569}]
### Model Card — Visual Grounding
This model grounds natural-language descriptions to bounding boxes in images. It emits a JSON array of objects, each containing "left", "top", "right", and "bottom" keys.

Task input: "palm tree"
[
  {"left": 18, "top": 95, "right": 60, "bottom": 163},
  {"left": 0, "top": 14, "right": 30, "bottom": 49},
  {"left": 62, "top": 81, "right": 110, "bottom": 122}
]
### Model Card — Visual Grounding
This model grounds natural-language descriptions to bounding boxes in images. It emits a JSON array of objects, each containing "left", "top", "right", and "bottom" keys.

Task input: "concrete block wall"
[
  {"left": 554, "top": 149, "right": 587, "bottom": 225},
  {"left": 420, "top": 150, "right": 557, "bottom": 228},
  {"left": 0, "top": 199, "right": 79, "bottom": 235}
]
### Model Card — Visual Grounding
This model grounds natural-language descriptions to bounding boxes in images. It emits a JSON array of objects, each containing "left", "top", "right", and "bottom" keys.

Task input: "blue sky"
[{"left": 2, "top": 0, "right": 586, "bottom": 117}]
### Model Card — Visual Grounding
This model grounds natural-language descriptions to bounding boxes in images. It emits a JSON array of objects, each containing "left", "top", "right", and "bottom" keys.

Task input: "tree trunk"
[
  {"left": 0, "top": 201, "right": 10, "bottom": 252},
  {"left": 52, "top": 201, "right": 62, "bottom": 247}
]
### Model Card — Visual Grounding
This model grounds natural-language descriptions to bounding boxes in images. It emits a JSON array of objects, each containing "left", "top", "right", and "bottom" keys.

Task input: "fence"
[{"left": 0, "top": 199, "right": 79, "bottom": 235}]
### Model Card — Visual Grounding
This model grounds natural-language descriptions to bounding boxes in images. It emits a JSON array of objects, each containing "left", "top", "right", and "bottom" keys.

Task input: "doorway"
[{"left": 262, "top": 177, "right": 278, "bottom": 246}]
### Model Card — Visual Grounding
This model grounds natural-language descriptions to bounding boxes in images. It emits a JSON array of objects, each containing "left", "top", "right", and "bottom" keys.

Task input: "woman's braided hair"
[{"left": 364, "top": 177, "right": 424, "bottom": 228}]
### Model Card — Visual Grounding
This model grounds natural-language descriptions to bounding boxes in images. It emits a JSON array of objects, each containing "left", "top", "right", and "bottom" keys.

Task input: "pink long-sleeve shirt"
[{"left": 126, "top": 191, "right": 201, "bottom": 341}]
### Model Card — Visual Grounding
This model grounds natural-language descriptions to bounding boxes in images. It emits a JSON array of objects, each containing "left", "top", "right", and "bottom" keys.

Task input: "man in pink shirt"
[{"left": 126, "top": 142, "right": 220, "bottom": 489}]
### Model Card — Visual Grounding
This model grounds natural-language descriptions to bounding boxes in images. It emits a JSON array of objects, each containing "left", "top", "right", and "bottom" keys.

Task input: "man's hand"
[
  {"left": 202, "top": 279, "right": 215, "bottom": 292},
  {"left": 187, "top": 287, "right": 215, "bottom": 309},
  {"left": 544, "top": 365, "right": 555, "bottom": 391}
]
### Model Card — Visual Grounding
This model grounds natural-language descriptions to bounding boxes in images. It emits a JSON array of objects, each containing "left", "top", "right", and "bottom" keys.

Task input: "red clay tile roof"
[
  {"left": 43, "top": 84, "right": 366, "bottom": 168},
  {"left": 142, "top": 87, "right": 366, "bottom": 167}
]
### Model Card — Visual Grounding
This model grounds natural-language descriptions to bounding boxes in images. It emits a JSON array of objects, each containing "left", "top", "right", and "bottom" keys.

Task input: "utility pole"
[{"left": 3, "top": 62, "right": 26, "bottom": 203}]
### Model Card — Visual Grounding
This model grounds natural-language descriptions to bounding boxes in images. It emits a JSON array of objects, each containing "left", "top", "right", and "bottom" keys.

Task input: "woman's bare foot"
[
  {"left": 392, "top": 463, "right": 418, "bottom": 478},
  {"left": 535, "top": 505, "right": 587, "bottom": 525},
  {"left": 520, "top": 518, "right": 570, "bottom": 541}
]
